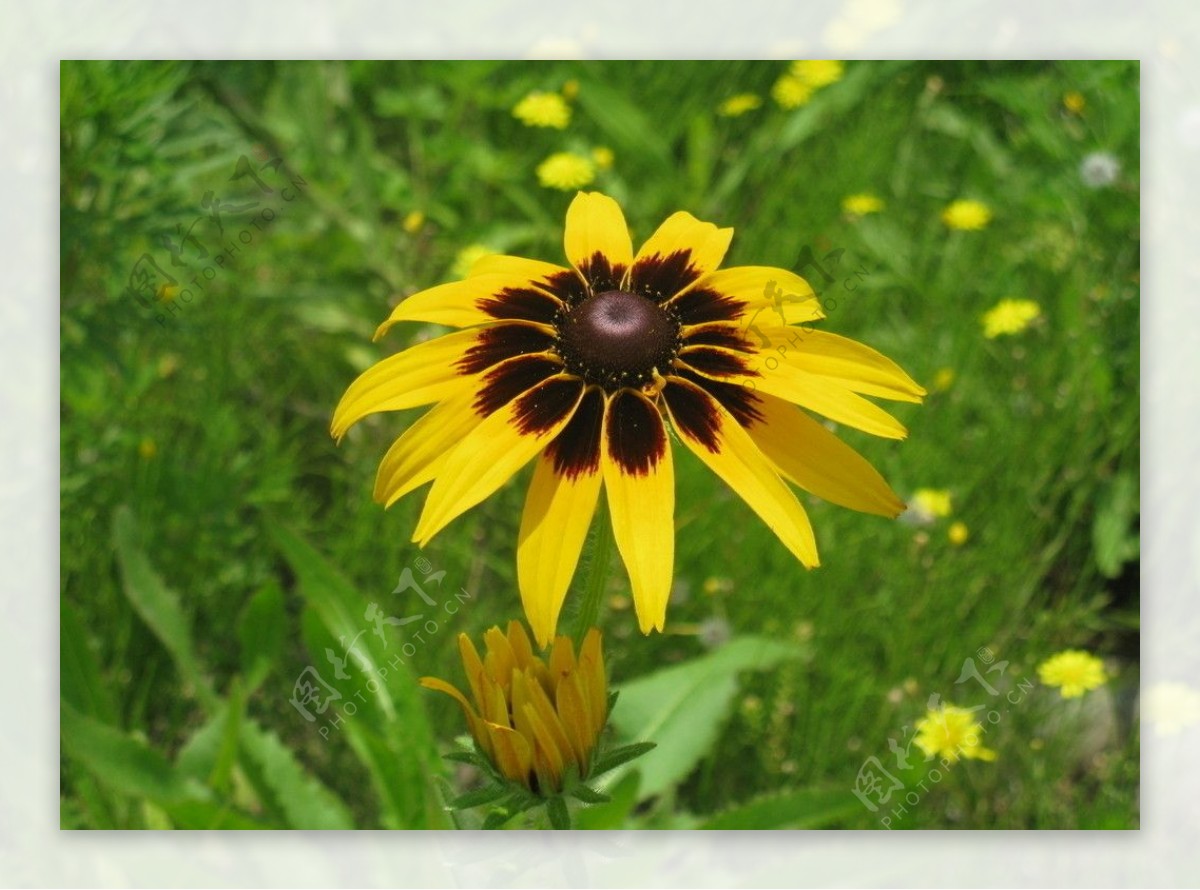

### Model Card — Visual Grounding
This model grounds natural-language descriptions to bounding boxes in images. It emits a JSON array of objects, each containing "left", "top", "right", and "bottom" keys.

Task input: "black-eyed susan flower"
[
  {"left": 941, "top": 199, "right": 992, "bottom": 231},
  {"left": 982, "top": 298, "right": 1041, "bottom": 339},
  {"left": 421, "top": 621, "right": 608, "bottom": 796},
  {"left": 332, "top": 192, "right": 923, "bottom": 646},
  {"left": 914, "top": 704, "right": 996, "bottom": 762},
  {"left": 1038, "top": 650, "right": 1107, "bottom": 699},
  {"left": 513, "top": 90, "right": 571, "bottom": 129},
  {"left": 536, "top": 152, "right": 595, "bottom": 191}
]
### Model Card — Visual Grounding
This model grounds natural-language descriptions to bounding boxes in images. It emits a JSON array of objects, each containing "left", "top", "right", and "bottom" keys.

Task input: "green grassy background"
[{"left": 60, "top": 60, "right": 1139, "bottom": 829}]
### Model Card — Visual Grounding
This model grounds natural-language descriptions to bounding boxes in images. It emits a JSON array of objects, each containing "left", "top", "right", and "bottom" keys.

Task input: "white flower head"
[{"left": 1080, "top": 151, "right": 1121, "bottom": 188}]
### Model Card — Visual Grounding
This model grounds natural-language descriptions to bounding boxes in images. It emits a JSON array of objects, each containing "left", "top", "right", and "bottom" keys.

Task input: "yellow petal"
[
  {"left": 555, "top": 672, "right": 592, "bottom": 767},
  {"left": 689, "top": 266, "right": 823, "bottom": 325},
  {"left": 777, "top": 329, "right": 926, "bottom": 403},
  {"left": 578, "top": 628, "right": 607, "bottom": 738},
  {"left": 664, "top": 376, "right": 819, "bottom": 567},
  {"left": 373, "top": 389, "right": 481, "bottom": 507},
  {"left": 737, "top": 359, "right": 908, "bottom": 440},
  {"left": 513, "top": 675, "right": 567, "bottom": 785},
  {"left": 468, "top": 254, "right": 571, "bottom": 284},
  {"left": 563, "top": 192, "right": 633, "bottom": 274},
  {"left": 506, "top": 620, "right": 536, "bottom": 670},
  {"left": 485, "top": 723, "right": 533, "bottom": 785},
  {"left": 483, "top": 626, "right": 516, "bottom": 697},
  {"left": 330, "top": 330, "right": 480, "bottom": 441},
  {"left": 457, "top": 633, "right": 486, "bottom": 708},
  {"left": 633, "top": 211, "right": 734, "bottom": 286},
  {"left": 372, "top": 276, "right": 505, "bottom": 338},
  {"left": 745, "top": 393, "right": 905, "bottom": 517},
  {"left": 601, "top": 391, "right": 675, "bottom": 635},
  {"left": 519, "top": 668, "right": 577, "bottom": 773},
  {"left": 547, "top": 635, "right": 577, "bottom": 693},
  {"left": 412, "top": 378, "right": 584, "bottom": 545},
  {"left": 518, "top": 451, "right": 603, "bottom": 649},
  {"left": 418, "top": 676, "right": 477, "bottom": 718}
]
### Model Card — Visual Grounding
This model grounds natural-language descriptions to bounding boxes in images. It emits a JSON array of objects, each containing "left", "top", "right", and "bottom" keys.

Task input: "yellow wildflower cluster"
[
  {"left": 982, "top": 298, "right": 1041, "bottom": 339},
  {"left": 536, "top": 152, "right": 596, "bottom": 190},
  {"left": 941, "top": 199, "right": 992, "bottom": 231},
  {"left": 718, "top": 93, "right": 763, "bottom": 117},
  {"left": 772, "top": 60, "right": 845, "bottom": 109},
  {"left": 1037, "top": 650, "right": 1107, "bottom": 699},
  {"left": 513, "top": 90, "right": 571, "bottom": 129},
  {"left": 842, "top": 193, "right": 884, "bottom": 217},
  {"left": 914, "top": 704, "right": 997, "bottom": 762}
]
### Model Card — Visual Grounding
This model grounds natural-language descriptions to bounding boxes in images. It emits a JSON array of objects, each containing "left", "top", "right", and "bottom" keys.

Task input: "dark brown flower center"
[{"left": 556, "top": 289, "right": 680, "bottom": 390}]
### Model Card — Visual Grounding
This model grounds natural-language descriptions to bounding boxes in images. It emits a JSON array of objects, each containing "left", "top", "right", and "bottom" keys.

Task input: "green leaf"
[
  {"left": 608, "top": 637, "right": 806, "bottom": 801},
  {"left": 575, "top": 80, "right": 672, "bottom": 167},
  {"left": 61, "top": 599, "right": 118, "bottom": 725},
  {"left": 111, "top": 506, "right": 216, "bottom": 708},
  {"left": 270, "top": 518, "right": 447, "bottom": 828},
  {"left": 1092, "top": 471, "right": 1140, "bottom": 578},
  {"left": 238, "top": 581, "right": 286, "bottom": 692},
  {"left": 236, "top": 719, "right": 355, "bottom": 829},
  {"left": 698, "top": 786, "right": 862, "bottom": 829},
  {"left": 61, "top": 702, "right": 204, "bottom": 806}
]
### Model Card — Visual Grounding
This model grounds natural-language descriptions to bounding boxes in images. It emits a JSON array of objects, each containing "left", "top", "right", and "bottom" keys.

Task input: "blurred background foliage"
[{"left": 60, "top": 60, "right": 1139, "bottom": 829}]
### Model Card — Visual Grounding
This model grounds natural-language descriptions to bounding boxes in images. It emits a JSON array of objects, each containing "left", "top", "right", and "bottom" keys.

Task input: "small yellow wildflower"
[
  {"left": 451, "top": 244, "right": 498, "bottom": 280},
  {"left": 982, "top": 298, "right": 1041, "bottom": 339},
  {"left": 591, "top": 146, "right": 615, "bottom": 170},
  {"left": 1063, "top": 91, "right": 1086, "bottom": 114},
  {"left": 932, "top": 367, "right": 956, "bottom": 392},
  {"left": 421, "top": 621, "right": 608, "bottom": 796},
  {"left": 790, "top": 59, "right": 844, "bottom": 88},
  {"left": 941, "top": 199, "right": 992, "bottom": 231},
  {"left": 842, "top": 193, "right": 884, "bottom": 216},
  {"left": 910, "top": 488, "right": 953, "bottom": 519},
  {"left": 771, "top": 75, "right": 815, "bottom": 109},
  {"left": 561, "top": 79, "right": 580, "bottom": 100},
  {"left": 948, "top": 521, "right": 970, "bottom": 546},
  {"left": 402, "top": 210, "right": 425, "bottom": 234},
  {"left": 536, "top": 152, "right": 595, "bottom": 190},
  {"left": 914, "top": 705, "right": 996, "bottom": 763},
  {"left": 137, "top": 437, "right": 158, "bottom": 460},
  {"left": 702, "top": 576, "right": 734, "bottom": 596},
  {"left": 717, "top": 93, "right": 763, "bottom": 117},
  {"left": 155, "top": 283, "right": 180, "bottom": 303},
  {"left": 1038, "top": 650, "right": 1107, "bottom": 699},
  {"left": 513, "top": 91, "right": 571, "bottom": 129}
]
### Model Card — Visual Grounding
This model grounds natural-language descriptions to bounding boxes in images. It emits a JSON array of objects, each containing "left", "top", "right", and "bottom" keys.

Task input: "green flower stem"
[{"left": 573, "top": 498, "right": 614, "bottom": 646}]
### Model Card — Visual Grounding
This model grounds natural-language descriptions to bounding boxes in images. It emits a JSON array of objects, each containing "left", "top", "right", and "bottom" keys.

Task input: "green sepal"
[
  {"left": 589, "top": 741, "right": 657, "bottom": 778},
  {"left": 546, "top": 795, "right": 571, "bottom": 830},
  {"left": 449, "top": 784, "right": 511, "bottom": 810},
  {"left": 569, "top": 784, "right": 611, "bottom": 804}
]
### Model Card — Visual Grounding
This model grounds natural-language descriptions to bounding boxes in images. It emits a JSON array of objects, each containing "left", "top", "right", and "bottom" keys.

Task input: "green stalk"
[{"left": 573, "top": 499, "right": 614, "bottom": 645}]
